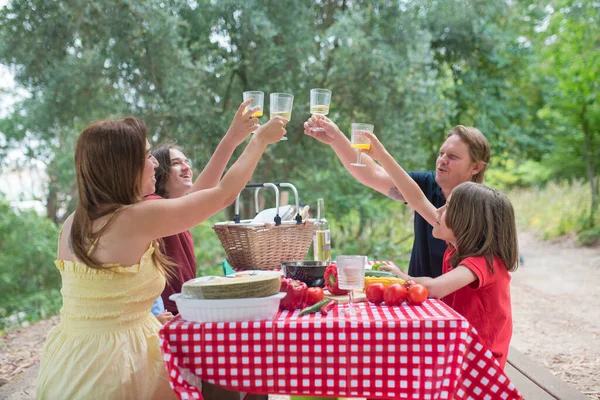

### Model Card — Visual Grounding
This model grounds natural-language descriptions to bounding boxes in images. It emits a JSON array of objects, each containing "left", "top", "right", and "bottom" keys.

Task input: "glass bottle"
[{"left": 313, "top": 198, "right": 331, "bottom": 262}]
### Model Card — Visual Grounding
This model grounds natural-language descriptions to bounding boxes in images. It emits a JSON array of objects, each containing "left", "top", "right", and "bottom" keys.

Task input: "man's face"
[
  {"left": 166, "top": 148, "right": 193, "bottom": 198},
  {"left": 435, "top": 135, "right": 480, "bottom": 191}
]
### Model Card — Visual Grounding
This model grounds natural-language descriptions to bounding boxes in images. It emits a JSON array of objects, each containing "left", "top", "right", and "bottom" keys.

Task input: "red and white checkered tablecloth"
[{"left": 160, "top": 298, "right": 522, "bottom": 400}]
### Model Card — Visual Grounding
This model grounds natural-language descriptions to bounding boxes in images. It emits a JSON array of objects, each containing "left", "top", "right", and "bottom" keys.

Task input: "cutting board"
[
  {"left": 323, "top": 289, "right": 367, "bottom": 304},
  {"left": 319, "top": 260, "right": 399, "bottom": 304}
]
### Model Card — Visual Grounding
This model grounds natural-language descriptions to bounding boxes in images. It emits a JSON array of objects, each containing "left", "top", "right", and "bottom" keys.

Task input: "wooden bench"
[{"left": 505, "top": 346, "right": 589, "bottom": 399}]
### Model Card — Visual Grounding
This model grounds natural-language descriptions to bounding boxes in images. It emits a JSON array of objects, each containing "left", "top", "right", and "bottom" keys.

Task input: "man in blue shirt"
[{"left": 304, "top": 119, "right": 490, "bottom": 278}]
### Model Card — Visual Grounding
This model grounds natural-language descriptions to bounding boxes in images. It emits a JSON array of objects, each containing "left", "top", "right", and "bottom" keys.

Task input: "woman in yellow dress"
[{"left": 36, "top": 102, "right": 287, "bottom": 399}]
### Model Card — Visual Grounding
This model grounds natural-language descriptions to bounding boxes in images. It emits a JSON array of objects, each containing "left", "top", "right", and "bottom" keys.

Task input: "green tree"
[
  {"left": 535, "top": 1, "right": 600, "bottom": 226},
  {"left": 1, "top": 0, "right": 537, "bottom": 221}
]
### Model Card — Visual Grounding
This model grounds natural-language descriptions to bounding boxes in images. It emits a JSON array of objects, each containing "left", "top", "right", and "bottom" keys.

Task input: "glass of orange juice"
[
  {"left": 350, "top": 123, "right": 374, "bottom": 167},
  {"left": 242, "top": 91, "right": 264, "bottom": 118}
]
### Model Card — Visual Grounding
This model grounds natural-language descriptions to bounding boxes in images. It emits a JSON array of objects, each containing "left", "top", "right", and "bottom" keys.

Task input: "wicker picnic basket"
[{"left": 213, "top": 183, "right": 318, "bottom": 271}]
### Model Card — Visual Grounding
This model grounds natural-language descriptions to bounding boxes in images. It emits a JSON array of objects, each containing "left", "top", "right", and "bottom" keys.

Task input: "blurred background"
[{"left": 0, "top": 0, "right": 598, "bottom": 333}]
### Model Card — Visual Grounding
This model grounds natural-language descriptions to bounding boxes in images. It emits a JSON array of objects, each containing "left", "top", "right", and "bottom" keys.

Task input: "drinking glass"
[
  {"left": 269, "top": 93, "right": 294, "bottom": 141},
  {"left": 242, "top": 91, "right": 264, "bottom": 117},
  {"left": 336, "top": 255, "right": 367, "bottom": 317},
  {"left": 309, "top": 88, "right": 331, "bottom": 132},
  {"left": 350, "top": 123, "right": 374, "bottom": 167}
]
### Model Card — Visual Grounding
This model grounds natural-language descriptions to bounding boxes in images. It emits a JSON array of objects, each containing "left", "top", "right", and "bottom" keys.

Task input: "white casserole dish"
[{"left": 170, "top": 292, "right": 285, "bottom": 323}]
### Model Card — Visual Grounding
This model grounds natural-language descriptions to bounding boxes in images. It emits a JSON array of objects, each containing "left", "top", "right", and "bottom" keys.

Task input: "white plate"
[
  {"left": 170, "top": 292, "right": 285, "bottom": 323},
  {"left": 251, "top": 205, "right": 294, "bottom": 224},
  {"left": 225, "top": 270, "right": 283, "bottom": 277}
]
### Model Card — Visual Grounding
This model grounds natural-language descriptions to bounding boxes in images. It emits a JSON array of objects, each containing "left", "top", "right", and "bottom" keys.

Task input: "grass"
[{"left": 508, "top": 180, "right": 600, "bottom": 243}]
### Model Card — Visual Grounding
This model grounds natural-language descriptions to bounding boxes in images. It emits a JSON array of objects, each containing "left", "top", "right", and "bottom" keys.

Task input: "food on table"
[
  {"left": 383, "top": 283, "right": 407, "bottom": 306},
  {"left": 280, "top": 278, "right": 308, "bottom": 311},
  {"left": 364, "top": 270, "right": 396, "bottom": 277},
  {"left": 365, "top": 282, "right": 385, "bottom": 304},
  {"left": 363, "top": 274, "right": 405, "bottom": 289},
  {"left": 319, "top": 300, "right": 336, "bottom": 315},
  {"left": 370, "top": 263, "right": 387, "bottom": 271},
  {"left": 406, "top": 283, "right": 428, "bottom": 305},
  {"left": 306, "top": 287, "right": 325, "bottom": 306},
  {"left": 298, "top": 298, "right": 335, "bottom": 316},
  {"left": 324, "top": 263, "right": 349, "bottom": 295},
  {"left": 281, "top": 260, "right": 328, "bottom": 288},
  {"left": 182, "top": 274, "right": 281, "bottom": 299}
]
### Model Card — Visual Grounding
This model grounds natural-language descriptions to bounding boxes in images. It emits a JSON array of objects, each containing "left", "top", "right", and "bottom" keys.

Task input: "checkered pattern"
[{"left": 160, "top": 298, "right": 521, "bottom": 400}]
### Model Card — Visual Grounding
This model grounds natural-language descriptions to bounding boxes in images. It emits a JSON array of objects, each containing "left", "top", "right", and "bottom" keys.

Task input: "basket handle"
[
  {"left": 233, "top": 183, "right": 281, "bottom": 225},
  {"left": 252, "top": 183, "right": 302, "bottom": 224},
  {"left": 279, "top": 183, "right": 303, "bottom": 224},
  {"left": 233, "top": 182, "right": 303, "bottom": 225}
]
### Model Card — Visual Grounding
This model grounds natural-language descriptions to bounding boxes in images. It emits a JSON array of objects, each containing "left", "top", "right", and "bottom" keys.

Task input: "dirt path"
[
  {"left": 1, "top": 231, "right": 599, "bottom": 399},
  {"left": 512, "top": 231, "right": 600, "bottom": 399}
]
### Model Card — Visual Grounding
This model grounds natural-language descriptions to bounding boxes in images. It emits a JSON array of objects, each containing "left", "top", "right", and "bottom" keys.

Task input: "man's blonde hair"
[{"left": 447, "top": 125, "right": 491, "bottom": 183}]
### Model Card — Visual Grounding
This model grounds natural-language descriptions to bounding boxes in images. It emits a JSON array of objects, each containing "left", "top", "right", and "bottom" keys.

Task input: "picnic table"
[{"left": 160, "top": 298, "right": 522, "bottom": 399}]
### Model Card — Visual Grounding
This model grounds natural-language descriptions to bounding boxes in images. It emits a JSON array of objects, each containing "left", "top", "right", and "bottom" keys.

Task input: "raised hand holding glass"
[
  {"left": 269, "top": 93, "right": 293, "bottom": 141},
  {"left": 350, "top": 123, "right": 374, "bottom": 167},
  {"left": 242, "top": 91, "right": 264, "bottom": 117}
]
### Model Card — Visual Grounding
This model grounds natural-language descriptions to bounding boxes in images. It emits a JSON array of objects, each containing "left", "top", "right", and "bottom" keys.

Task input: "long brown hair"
[
  {"left": 70, "top": 117, "right": 174, "bottom": 277},
  {"left": 445, "top": 182, "right": 518, "bottom": 273},
  {"left": 447, "top": 125, "right": 491, "bottom": 183}
]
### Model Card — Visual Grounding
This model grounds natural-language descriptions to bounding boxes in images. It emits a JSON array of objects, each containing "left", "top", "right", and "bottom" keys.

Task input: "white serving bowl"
[{"left": 170, "top": 292, "right": 285, "bottom": 323}]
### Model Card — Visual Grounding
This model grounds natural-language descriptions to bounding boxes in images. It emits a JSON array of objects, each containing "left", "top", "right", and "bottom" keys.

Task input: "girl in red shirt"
[{"left": 362, "top": 131, "right": 518, "bottom": 369}]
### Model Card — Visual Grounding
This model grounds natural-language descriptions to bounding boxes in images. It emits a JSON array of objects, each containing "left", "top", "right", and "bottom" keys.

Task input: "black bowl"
[{"left": 281, "top": 261, "right": 328, "bottom": 288}]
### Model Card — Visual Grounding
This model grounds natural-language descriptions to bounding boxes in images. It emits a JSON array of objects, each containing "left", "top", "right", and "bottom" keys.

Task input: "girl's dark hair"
[
  {"left": 152, "top": 142, "right": 182, "bottom": 199},
  {"left": 446, "top": 182, "right": 519, "bottom": 273}
]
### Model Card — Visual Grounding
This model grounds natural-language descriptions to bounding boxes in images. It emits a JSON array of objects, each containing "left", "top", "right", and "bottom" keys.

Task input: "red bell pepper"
[
  {"left": 324, "top": 263, "right": 349, "bottom": 295},
  {"left": 279, "top": 278, "right": 308, "bottom": 311}
]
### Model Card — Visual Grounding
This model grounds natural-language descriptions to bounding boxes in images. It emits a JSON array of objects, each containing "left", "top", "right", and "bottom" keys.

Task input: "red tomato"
[
  {"left": 366, "top": 283, "right": 385, "bottom": 304},
  {"left": 306, "top": 287, "right": 325, "bottom": 306},
  {"left": 407, "top": 284, "right": 428, "bottom": 305},
  {"left": 383, "top": 283, "right": 407, "bottom": 306}
]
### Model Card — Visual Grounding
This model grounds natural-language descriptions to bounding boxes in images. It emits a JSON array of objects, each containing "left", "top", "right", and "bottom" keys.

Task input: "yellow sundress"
[{"left": 36, "top": 231, "right": 177, "bottom": 399}]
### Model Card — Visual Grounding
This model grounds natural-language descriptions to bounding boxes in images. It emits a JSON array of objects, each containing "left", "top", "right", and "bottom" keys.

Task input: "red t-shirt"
[
  {"left": 145, "top": 194, "right": 197, "bottom": 314},
  {"left": 442, "top": 247, "right": 513, "bottom": 368}
]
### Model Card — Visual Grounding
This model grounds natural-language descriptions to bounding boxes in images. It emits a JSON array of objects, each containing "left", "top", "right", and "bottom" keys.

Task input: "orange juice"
[
  {"left": 351, "top": 143, "right": 371, "bottom": 151},
  {"left": 251, "top": 110, "right": 263, "bottom": 117}
]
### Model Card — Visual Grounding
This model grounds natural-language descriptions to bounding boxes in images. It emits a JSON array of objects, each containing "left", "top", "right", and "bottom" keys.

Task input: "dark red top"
[
  {"left": 442, "top": 247, "right": 513, "bottom": 368},
  {"left": 145, "top": 194, "right": 197, "bottom": 314}
]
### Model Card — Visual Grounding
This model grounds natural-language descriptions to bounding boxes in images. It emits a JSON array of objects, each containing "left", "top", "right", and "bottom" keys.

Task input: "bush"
[
  {"left": 578, "top": 226, "right": 600, "bottom": 246},
  {"left": 330, "top": 199, "right": 413, "bottom": 272},
  {"left": 486, "top": 159, "right": 552, "bottom": 191},
  {"left": 0, "top": 200, "right": 61, "bottom": 331},
  {"left": 189, "top": 213, "right": 228, "bottom": 277}
]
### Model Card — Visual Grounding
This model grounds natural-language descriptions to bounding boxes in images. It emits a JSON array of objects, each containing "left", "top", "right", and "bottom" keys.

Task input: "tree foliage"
[
  {"left": 0, "top": 0, "right": 550, "bottom": 220},
  {"left": 534, "top": 0, "right": 600, "bottom": 225},
  {"left": 0, "top": 0, "right": 598, "bottom": 325}
]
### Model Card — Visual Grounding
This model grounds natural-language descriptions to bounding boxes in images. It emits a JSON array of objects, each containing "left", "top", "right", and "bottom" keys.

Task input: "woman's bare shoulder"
[{"left": 57, "top": 213, "right": 75, "bottom": 259}]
